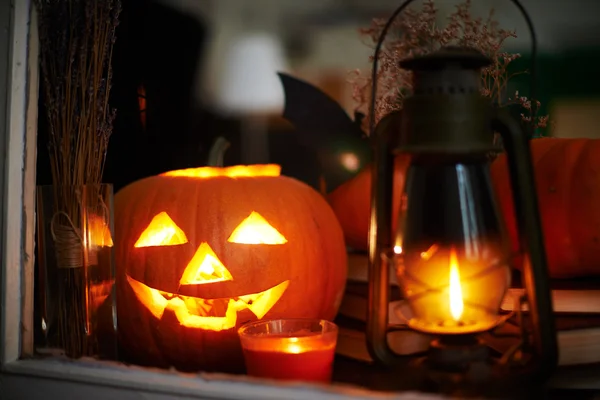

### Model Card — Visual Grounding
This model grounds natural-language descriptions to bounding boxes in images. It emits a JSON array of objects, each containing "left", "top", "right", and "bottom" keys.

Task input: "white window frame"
[{"left": 1, "top": 1, "right": 599, "bottom": 398}]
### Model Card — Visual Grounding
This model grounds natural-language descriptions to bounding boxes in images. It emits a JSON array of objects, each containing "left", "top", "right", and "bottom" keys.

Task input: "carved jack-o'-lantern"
[{"left": 114, "top": 163, "right": 347, "bottom": 372}]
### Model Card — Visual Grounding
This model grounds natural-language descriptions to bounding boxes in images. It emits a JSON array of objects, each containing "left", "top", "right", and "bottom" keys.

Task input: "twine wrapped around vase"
[
  {"left": 50, "top": 211, "right": 84, "bottom": 269},
  {"left": 49, "top": 193, "right": 111, "bottom": 269}
]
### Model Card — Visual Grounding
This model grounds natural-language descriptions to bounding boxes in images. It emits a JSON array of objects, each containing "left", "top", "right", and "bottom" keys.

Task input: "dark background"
[
  {"left": 35, "top": 0, "right": 600, "bottom": 193},
  {"left": 35, "top": 0, "right": 326, "bottom": 194}
]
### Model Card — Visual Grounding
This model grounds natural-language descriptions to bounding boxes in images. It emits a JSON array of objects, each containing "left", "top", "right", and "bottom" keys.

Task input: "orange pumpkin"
[
  {"left": 115, "top": 164, "right": 347, "bottom": 372},
  {"left": 491, "top": 137, "right": 600, "bottom": 278},
  {"left": 328, "top": 154, "right": 411, "bottom": 250}
]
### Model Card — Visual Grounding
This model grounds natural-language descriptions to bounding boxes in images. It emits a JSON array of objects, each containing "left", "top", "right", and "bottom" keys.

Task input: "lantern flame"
[{"left": 448, "top": 248, "right": 464, "bottom": 321}]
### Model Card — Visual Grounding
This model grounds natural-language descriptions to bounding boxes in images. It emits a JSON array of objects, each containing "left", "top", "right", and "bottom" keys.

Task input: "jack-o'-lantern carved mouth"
[{"left": 127, "top": 276, "right": 289, "bottom": 332}]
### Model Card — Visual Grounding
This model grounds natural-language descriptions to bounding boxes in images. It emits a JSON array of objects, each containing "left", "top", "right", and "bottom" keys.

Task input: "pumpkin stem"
[{"left": 207, "top": 136, "right": 231, "bottom": 167}]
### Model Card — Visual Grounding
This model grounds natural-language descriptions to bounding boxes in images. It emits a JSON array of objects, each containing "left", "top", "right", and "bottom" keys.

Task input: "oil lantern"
[{"left": 366, "top": 0, "right": 558, "bottom": 395}]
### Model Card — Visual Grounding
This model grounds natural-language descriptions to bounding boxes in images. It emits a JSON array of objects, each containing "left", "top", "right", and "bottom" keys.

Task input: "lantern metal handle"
[
  {"left": 491, "top": 109, "right": 558, "bottom": 380},
  {"left": 366, "top": 0, "right": 548, "bottom": 369},
  {"left": 367, "top": 0, "right": 538, "bottom": 139}
]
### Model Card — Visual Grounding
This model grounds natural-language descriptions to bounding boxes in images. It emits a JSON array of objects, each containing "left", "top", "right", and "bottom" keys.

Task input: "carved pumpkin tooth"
[{"left": 245, "top": 280, "right": 290, "bottom": 319}]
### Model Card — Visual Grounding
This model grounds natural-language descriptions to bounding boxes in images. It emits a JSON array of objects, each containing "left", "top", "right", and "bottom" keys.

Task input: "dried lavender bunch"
[
  {"left": 36, "top": 0, "right": 121, "bottom": 187},
  {"left": 35, "top": 0, "right": 121, "bottom": 358},
  {"left": 350, "top": 0, "right": 548, "bottom": 135}
]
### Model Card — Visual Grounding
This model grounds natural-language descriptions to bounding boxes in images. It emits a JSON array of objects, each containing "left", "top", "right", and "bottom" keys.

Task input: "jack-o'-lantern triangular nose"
[{"left": 179, "top": 243, "right": 233, "bottom": 285}]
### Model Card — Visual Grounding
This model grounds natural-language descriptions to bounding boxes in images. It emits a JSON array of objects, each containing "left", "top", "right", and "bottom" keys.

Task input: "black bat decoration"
[{"left": 277, "top": 72, "right": 371, "bottom": 192}]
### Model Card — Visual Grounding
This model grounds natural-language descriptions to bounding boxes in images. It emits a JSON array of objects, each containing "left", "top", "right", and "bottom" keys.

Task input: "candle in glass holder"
[{"left": 238, "top": 319, "right": 338, "bottom": 383}]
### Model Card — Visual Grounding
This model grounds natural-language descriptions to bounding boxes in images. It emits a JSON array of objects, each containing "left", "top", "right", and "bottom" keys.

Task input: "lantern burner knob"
[{"left": 400, "top": 46, "right": 491, "bottom": 97}]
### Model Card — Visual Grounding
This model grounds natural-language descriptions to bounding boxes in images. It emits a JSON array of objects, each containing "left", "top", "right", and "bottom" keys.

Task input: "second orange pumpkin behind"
[{"left": 328, "top": 138, "right": 600, "bottom": 279}]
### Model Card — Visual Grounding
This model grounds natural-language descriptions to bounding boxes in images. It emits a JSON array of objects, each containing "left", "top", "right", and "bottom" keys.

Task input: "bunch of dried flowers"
[
  {"left": 350, "top": 0, "right": 548, "bottom": 136},
  {"left": 35, "top": 0, "right": 121, "bottom": 358},
  {"left": 37, "top": 0, "right": 121, "bottom": 186}
]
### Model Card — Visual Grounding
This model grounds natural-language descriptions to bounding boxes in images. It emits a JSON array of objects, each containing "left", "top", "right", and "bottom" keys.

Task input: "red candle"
[{"left": 238, "top": 319, "right": 338, "bottom": 383}]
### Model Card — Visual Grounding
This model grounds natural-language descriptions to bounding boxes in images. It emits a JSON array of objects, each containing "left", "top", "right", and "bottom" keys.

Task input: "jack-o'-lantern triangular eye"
[
  {"left": 134, "top": 212, "right": 188, "bottom": 248},
  {"left": 227, "top": 211, "right": 287, "bottom": 245}
]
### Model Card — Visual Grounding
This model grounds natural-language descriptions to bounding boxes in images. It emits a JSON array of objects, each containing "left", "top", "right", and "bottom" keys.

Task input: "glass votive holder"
[{"left": 238, "top": 318, "right": 338, "bottom": 383}]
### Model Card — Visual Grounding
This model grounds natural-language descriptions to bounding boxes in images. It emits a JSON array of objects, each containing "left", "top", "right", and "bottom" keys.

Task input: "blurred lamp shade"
[{"left": 217, "top": 33, "right": 287, "bottom": 115}]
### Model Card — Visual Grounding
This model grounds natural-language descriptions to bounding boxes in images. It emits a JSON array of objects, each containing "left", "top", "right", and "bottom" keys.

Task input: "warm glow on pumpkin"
[
  {"left": 180, "top": 243, "right": 234, "bottom": 285},
  {"left": 134, "top": 212, "right": 188, "bottom": 248},
  {"left": 126, "top": 275, "right": 289, "bottom": 331},
  {"left": 227, "top": 212, "right": 287, "bottom": 245},
  {"left": 448, "top": 248, "right": 464, "bottom": 321},
  {"left": 161, "top": 165, "right": 281, "bottom": 179}
]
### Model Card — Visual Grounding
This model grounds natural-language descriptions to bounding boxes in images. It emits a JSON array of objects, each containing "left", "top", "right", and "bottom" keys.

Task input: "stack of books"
[{"left": 336, "top": 252, "right": 600, "bottom": 367}]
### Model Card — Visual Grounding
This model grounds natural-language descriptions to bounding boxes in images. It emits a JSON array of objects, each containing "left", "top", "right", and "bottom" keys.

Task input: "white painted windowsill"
[
  {"left": 0, "top": 358, "right": 447, "bottom": 400},
  {"left": 3, "top": 357, "right": 600, "bottom": 400}
]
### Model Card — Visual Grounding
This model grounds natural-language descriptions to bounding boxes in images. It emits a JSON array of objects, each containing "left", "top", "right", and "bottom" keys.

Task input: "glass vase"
[{"left": 35, "top": 184, "right": 118, "bottom": 359}]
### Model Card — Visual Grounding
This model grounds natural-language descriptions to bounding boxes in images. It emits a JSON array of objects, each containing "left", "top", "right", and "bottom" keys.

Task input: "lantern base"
[
  {"left": 414, "top": 335, "right": 544, "bottom": 399},
  {"left": 420, "top": 335, "right": 495, "bottom": 397},
  {"left": 424, "top": 334, "right": 492, "bottom": 388}
]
